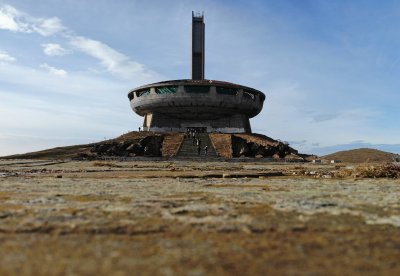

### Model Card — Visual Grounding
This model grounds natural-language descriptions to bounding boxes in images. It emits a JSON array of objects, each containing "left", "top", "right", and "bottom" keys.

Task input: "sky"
[{"left": 1, "top": 0, "right": 400, "bottom": 156}]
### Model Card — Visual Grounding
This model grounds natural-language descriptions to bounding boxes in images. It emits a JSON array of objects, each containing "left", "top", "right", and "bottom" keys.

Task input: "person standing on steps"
[{"left": 204, "top": 145, "right": 208, "bottom": 155}]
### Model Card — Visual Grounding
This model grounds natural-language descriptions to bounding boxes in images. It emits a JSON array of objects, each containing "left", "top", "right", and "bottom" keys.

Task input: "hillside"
[
  {"left": 323, "top": 148, "right": 399, "bottom": 163},
  {"left": 1, "top": 132, "right": 182, "bottom": 160},
  {"left": 1, "top": 132, "right": 304, "bottom": 160}
]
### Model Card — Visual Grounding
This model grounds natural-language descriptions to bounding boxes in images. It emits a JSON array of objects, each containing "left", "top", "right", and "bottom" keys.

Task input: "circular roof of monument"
[
  {"left": 127, "top": 79, "right": 266, "bottom": 119},
  {"left": 129, "top": 79, "right": 265, "bottom": 100}
]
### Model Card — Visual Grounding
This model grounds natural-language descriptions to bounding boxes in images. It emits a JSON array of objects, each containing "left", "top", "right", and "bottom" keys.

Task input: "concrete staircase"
[{"left": 177, "top": 133, "right": 218, "bottom": 158}]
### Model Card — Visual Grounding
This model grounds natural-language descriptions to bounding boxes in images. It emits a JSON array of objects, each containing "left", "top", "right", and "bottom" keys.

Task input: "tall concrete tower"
[{"left": 191, "top": 12, "right": 205, "bottom": 80}]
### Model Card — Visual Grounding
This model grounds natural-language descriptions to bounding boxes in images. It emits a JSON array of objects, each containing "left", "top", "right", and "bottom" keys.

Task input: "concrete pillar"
[{"left": 192, "top": 12, "right": 205, "bottom": 80}]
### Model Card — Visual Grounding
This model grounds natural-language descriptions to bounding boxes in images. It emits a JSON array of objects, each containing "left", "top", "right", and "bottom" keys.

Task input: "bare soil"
[{"left": 0, "top": 160, "right": 399, "bottom": 275}]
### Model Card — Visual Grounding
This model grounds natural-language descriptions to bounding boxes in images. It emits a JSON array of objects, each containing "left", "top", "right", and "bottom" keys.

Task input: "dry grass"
[
  {"left": 0, "top": 191, "right": 11, "bottom": 200},
  {"left": 323, "top": 148, "right": 396, "bottom": 163},
  {"left": 93, "top": 161, "right": 123, "bottom": 168},
  {"left": 331, "top": 163, "right": 400, "bottom": 179},
  {"left": 208, "top": 133, "right": 233, "bottom": 158},
  {"left": 354, "top": 163, "right": 400, "bottom": 178},
  {"left": 333, "top": 169, "right": 354, "bottom": 178},
  {"left": 63, "top": 194, "right": 132, "bottom": 203}
]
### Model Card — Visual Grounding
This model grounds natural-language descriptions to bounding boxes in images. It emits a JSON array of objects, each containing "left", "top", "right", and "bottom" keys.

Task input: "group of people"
[{"left": 185, "top": 129, "right": 208, "bottom": 156}]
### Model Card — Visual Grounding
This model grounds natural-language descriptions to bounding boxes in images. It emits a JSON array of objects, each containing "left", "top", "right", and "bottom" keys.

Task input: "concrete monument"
[{"left": 128, "top": 12, "right": 265, "bottom": 133}]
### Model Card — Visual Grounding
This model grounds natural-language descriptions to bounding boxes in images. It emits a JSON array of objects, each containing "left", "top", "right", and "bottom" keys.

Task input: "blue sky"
[{"left": 0, "top": 0, "right": 399, "bottom": 156}]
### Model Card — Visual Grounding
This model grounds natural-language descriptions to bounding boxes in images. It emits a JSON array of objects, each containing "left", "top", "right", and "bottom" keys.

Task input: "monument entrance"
[{"left": 186, "top": 127, "right": 207, "bottom": 133}]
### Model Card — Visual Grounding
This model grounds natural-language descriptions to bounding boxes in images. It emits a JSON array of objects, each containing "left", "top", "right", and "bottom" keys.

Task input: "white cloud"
[
  {"left": 32, "top": 17, "right": 65, "bottom": 36},
  {"left": 41, "top": 43, "right": 69, "bottom": 56},
  {"left": 0, "top": 62, "right": 140, "bottom": 155},
  {"left": 0, "top": 4, "right": 64, "bottom": 36},
  {"left": 0, "top": 50, "right": 15, "bottom": 62},
  {"left": 40, "top": 63, "right": 67, "bottom": 77},
  {"left": 69, "top": 36, "right": 160, "bottom": 81},
  {"left": 0, "top": 4, "right": 31, "bottom": 32},
  {"left": 0, "top": 4, "right": 161, "bottom": 81}
]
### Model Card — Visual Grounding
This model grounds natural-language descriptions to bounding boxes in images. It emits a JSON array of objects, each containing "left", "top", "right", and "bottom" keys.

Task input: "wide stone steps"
[{"left": 177, "top": 133, "right": 218, "bottom": 158}]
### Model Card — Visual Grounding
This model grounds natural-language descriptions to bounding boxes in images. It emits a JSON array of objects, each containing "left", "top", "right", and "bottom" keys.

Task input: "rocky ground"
[
  {"left": 3, "top": 131, "right": 304, "bottom": 160},
  {"left": 0, "top": 159, "right": 399, "bottom": 275}
]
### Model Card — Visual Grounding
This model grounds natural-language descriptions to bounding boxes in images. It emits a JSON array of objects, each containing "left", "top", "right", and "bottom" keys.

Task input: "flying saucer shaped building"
[{"left": 128, "top": 12, "right": 265, "bottom": 133}]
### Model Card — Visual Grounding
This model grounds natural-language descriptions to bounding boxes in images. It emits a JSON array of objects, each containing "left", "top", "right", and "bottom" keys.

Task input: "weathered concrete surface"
[{"left": 0, "top": 160, "right": 399, "bottom": 275}]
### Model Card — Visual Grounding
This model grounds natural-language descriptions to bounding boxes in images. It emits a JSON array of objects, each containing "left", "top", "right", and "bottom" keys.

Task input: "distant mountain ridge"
[{"left": 322, "top": 148, "right": 399, "bottom": 163}]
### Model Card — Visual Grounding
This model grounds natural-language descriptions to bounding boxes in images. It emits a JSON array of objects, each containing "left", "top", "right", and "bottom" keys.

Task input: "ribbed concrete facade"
[{"left": 146, "top": 113, "right": 251, "bottom": 133}]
